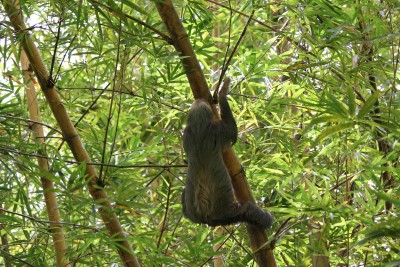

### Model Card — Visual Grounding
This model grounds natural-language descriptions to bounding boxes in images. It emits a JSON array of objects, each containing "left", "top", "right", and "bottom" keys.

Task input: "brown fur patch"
[{"left": 194, "top": 174, "right": 212, "bottom": 216}]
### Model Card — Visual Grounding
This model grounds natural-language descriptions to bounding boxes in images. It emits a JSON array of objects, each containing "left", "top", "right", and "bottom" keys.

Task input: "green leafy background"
[{"left": 0, "top": 0, "right": 399, "bottom": 266}]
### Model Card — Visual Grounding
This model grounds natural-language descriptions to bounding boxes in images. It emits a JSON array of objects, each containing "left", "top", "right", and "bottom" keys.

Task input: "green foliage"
[{"left": 0, "top": 0, "right": 399, "bottom": 266}]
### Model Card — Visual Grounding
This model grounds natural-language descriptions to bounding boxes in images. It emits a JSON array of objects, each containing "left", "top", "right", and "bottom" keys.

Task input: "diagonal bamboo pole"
[
  {"left": 155, "top": 1, "right": 276, "bottom": 266},
  {"left": 21, "top": 50, "right": 71, "bottom": 267},
  {"left": 2, "top": 1, "right": 140, "bottom": 266}
]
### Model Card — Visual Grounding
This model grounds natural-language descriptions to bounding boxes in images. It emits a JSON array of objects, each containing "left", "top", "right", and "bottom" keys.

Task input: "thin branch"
[
  {"left": 206, "top": 0, "right": 311, "bottom": 55},
  {"left": 0, "top": 208, "right": 100, "bottom": 231},
  {"left": 90, "top": 0, "right": 172, "bottom": 43},
  {"left": 0, "top": 250, "right": 34, "bottom": 267},
  {"left": 0, "top": 115, "right": 62, "bottom": 134},
  {"left": 0, "top": 147, "right": 186, "bottom": 168},
  {"left": 157, "top": 178, "right": 172, "bottom": 249},
  {"left": 49, "top": 15, "right": 63, "bottom": 87},
  {"left": 214, "top": 10, "right": 255, "bottom": 99}
]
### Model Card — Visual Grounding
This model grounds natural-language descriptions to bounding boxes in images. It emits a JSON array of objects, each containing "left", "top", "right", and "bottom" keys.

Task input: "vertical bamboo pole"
[{"left": 21, "top": 50, "right": 71, "bottom": 267}]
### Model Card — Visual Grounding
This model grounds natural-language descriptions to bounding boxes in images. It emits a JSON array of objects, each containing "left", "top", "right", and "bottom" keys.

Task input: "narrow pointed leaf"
[
  {"left": 347, "top": 87, "right": 356, "bottom": 116},
  {"left": 357, "top": 91, "right": 379, "bottom": 119},
  {"left": 325, "top": 92, "right": 349, "bottom": 116},
  {"left": 315, "top": 122, "right": 355, "bottom": 143}
]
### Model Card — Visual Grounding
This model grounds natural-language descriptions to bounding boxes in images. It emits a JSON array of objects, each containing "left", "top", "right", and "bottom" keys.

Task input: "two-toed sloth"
[{"left": 182, "top": 78, "right": 273, "bottom": 229}]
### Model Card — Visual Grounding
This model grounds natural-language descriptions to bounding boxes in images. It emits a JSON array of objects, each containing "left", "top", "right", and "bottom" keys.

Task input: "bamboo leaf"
[
  {"left": 309, "top": 115, "right": 349, "bottom": 126},
  {"left": 347, "top": 87, "right": 356, "bottom": 116},
  {"left": 357, "top": 91, "right": 379, "bottom": 119},
  {"left": 357, "top": 219, "right": 400, "bottom": 245},
  {"left": 305, "top": 115, "right": 350, "bottom": 133},
  {"left": 325, "top": 92, "right": 349, "bottom": 116},
  {"left": 315, "top": 122, "right": 355, "bottom": 143}
]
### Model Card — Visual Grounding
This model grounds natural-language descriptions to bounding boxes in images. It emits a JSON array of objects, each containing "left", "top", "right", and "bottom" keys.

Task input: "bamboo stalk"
[
  {"left": 21, "top": 50, "right": 71, "bottom": 267},
  {"left": 155, "top": 1, "right": 276, "bottom": 266},
  {"left": 2, "top": 1, "right": 140, "bottom": 266}
]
